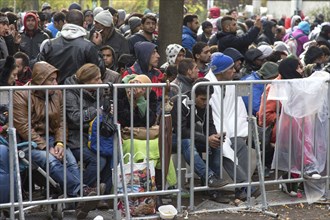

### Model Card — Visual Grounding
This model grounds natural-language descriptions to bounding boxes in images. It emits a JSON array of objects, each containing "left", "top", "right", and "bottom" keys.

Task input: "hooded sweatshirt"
[
  {"left": 20, "top": 13, "right": 49, "bottom": 59},
  {"left": 256, "top": 20, "right": 276, "bottom": 45},
  {"left": 122, "top": 41, "right": 164, "bottom": 98}
]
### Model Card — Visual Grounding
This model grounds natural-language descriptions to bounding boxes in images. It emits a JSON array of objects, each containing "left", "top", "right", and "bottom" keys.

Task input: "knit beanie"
[
  {"left": 129, "top": 16, "right": 142, "bottom": 32},
  {"left": 223, "top": 47, "right": 244, "bottom": 62},
  {"left": 210, "top": 52, "right": 234, "bottom": 74},
  {"left": 0, "top": 56, "right": 16, "bottom": 86},
  {"left": 258, "top": 45, "right": 273, "bottom": 59},
  {"left": 278, "top": 57, "right": 302, "bottom": 79},
  {"left": 94, "top": 10, "right": 113, "bottom": 27},
  {"left": 245, "top": 48, "right": 263, "bottom": 63},
  {"left": 304, "top": 46, "right": 324, "bottom": 65},
  {"left": 68, "top": 2, "right": 81, "bottom": 11},
  {"left": 166, "top": 44, "right": 185, "bottom": 65},
  {"left": 298, "top": 21, "right": 310, "bottom": 35},
  {"left": 258, "top": 62, "right": 279, "bottom": 79},
  {"left": 75, "top": 64, "right": 101, "bottom": 84},
  {"left": 93, "top": 7, "right": 103, "bottom": 17}
]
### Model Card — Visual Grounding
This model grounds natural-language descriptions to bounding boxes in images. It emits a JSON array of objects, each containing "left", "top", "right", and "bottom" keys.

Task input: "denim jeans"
[
  {"left": 172, "top": 134, "right": 217, "bottom": 179},
  {"left": 71, "top": 147, "right": 112, "bottom": 194},
  {"left": 31, "top": 137, "right": 81, "bottom": 197},
  {"left": 0, "top": 144, "right": 17, "bottom": 203}
]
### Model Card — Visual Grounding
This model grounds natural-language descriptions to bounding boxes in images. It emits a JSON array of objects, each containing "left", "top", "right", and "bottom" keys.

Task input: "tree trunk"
[
  {"left": 100, "top": 0, "right": 110, "bottom": 8},
  {"left": 158, "top": 0, "right": 183, "bottom": 66}
]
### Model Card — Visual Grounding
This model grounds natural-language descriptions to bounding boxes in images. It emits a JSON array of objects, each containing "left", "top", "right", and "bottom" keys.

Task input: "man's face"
[
  {"left": 195, "top": 94, "right": 208, "bottom": 109},
  {"left": 0, "top": 22, "right": 9, "bottom": 36},
  {"left": 142, "top": 18, "right": 156, "bottom": 35},
  {"left": 234, "top": 60, "right": 242, "bottom": 73},
  {"left": 42, "top": 72, "right": 58, "bottom": 95},
  {"left": 94, "top": 21, "right": 105, "bottom": 32},
  {"left": 188, "top": 18, "right": 200, "bottom": 33},
  {"left": 275, "top": 27, "right": 286, "bottom": 40},
  {"left": 8, "top": 67, "right": 18, "bottom": 86},
  {"left": 54, "top": 20, "right": 64, "bottom": 31},
  {"left": 188, "top": 63, "right": 199, "bottom": 81},
  {"left": 175, "top": 50, "right": 185, "bottom": 65},
  {"left": 84, "top": 15, "right": 93, "bottom": 25},
  {"left": 230, "top": 11, "right": 238, "bottom": 19},
  {"left": 26, "top": 16, "right": 36, "bottom": 31},
  {"left": 197, "top": 46, "right": 211, "bottom": 63},
  {"left": 204, "top": 26, "right": 213, "bottom": 35},
  {"left": 102, "top": 49, "right": 113, "bottom": 68},
  {"left": 15, "top": 58, "right": 27, "bottom": 77},
  {"left": 149, "top": 49, "right": 160, "bottom": 68},
  {"left": 221, "top": 66, "right": 235, "bottom": 81},
  {"left": 228, "top": 20, "right": 237, "bottom": 33}
]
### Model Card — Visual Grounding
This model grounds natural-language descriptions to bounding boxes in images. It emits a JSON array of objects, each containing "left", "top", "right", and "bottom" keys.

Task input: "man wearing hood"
[
  {"left": 122, "top": 41, "right": 163, "bottom": 98},
  {"left": 20, "top": 12, "right": 49, "bottom": 60},
  {"left": 13, "top": 61, "right": 102, "bottom": 218},
  {"left": 256, "top": 20, "right": 276, "bottom": 45},
  {"left": 100, "top": 45, "right": 121, "bottom": 84},
  {"left": 38, "top": 9, "right": 105, "bottom": 84},
  {"left": 182, "top": 14, "right": 200, "bottom": 53},
  {"left": 217, "top": 15, "right": 261, "bottom": 55},
  {"left": 160, "top": 43, "right": 185, "bottom": 71}
]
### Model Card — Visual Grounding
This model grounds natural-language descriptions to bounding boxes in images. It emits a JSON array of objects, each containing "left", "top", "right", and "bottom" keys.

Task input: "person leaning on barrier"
[
  {"left": 171, "top": 78, "right": 230, "bottom": 204},
  {"left": 64, "top": 63, "right": 112, "bottom": 210},
  {"left": 205, "top": 52, "right": 260, "bottom": 201},
  {"left": 13, "top": 61, "right": 103, "bottom": 219}
]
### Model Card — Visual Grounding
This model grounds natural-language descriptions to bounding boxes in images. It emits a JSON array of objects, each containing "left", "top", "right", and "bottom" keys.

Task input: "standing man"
[
  {"left": 20, "top": 12, "right": 49, "bottom": 60},
  {"left": 0, "top": 13, "right": 9, "bottom": 59},
  {"left": 182, "top": 14, "right": 200, "bottom": 53},
  {"left": 192, "top": 42, "right": 211, "bottom": 77},
  {"left": 128, "top": 14, "right": 158, "bottom": 55},
  {"left": 217, "top": 15, "right": 261, "bottom": 55},
  {"left": 38, "top": 9, "right": 105, "bottom": 84}
]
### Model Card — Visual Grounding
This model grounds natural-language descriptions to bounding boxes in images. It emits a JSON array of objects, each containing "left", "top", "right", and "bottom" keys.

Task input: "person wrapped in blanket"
[{"left": 117, "top": 74, "right": 177, "bottom": 188}]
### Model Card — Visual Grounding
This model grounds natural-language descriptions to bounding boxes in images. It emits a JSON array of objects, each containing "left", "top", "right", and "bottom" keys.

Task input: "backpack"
[
  {"left": 87, "top": 113, "right": 117, "bottom": 157},
  {"left": 285, "top": 33, "right": 305, "bottom": 56}
]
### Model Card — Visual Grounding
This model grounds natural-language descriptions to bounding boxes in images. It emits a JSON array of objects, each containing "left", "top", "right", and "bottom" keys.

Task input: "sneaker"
[
  {"left": 235, "top": 186, "right": 261, "bottom": 201},
  {"left": 304, "top": 164, "right": 322, "bottom": 180},
  {"left": 210, "top": 191, "right": 231, "bottom": 204},
  {"left": 303, "top": 171, "right": 321, "bottom": 180},
  {"left": 207, "top": 175, "right": 230, "bottom": 188},
  {"left": 279, "top": 174, "right": 299, "bottom": 197}
]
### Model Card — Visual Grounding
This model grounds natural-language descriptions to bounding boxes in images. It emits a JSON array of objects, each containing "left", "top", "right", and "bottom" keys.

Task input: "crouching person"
[
  {"left": 171, "top": 78, "right": 230, "bottom": 203},
  {"left": 13, "top": 61, "right": 101, "bottom": 219}
]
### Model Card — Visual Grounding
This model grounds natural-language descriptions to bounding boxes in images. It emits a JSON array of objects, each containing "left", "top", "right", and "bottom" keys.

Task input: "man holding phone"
[{"left": 171, "top": 78, "right": 230, "bottom": 203}]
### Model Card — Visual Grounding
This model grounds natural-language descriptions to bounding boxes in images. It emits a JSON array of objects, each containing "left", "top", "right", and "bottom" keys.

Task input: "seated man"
[
  {"left": 13, "top": 61, "right": 103, "bottom": 219},
  {"left": 205, "top": 52, "right": 260, "bottom": 201},
  {"left": 171, "top": 78, "right": 230, "bottom": 203}
]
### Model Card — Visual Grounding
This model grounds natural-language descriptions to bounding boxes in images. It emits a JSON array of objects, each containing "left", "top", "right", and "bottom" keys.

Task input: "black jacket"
[
  {"left": 217, "top": 26, "right": 260, "bottom": 55},
  {"left": 171, "top": 91, "right": 217, "bottom": 148},
  {"left": 20, "top": 30, "right": 49, "bottom": 60},
  {"left": 38, "top": 24, "right": 105, "bottom": 84},
  {"left": 117, "top": 88, "right": 157, "bottom": 128},
  {"left": 64, "top": 75, "right": 99, "bottom": 149},
  {"left": 128, "top": 32, "right": 158, "bottom": 55}
]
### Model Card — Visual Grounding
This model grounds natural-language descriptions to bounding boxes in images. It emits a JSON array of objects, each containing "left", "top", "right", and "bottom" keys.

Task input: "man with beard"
[
  {"left": 192, "top": 42, "right": 211, "bottom": 77},
  {"left": 13, "top": 52, "right": 32, "bottom": 86},
  {"left": 0, "top": 13, "right": 9, "bottom": 59},
  {"left": 217, "top": 15, "right": 261, "bottom": 55},
  {"left": 128, "top": 13, "right": 158, "bottom": 55},
  {"left": 93, "top": 10, "right": 129, "bottom": 60},
  {"left": 20, "top": 12, "right": 49, "bottom": 60},
  {"left": 182, "top": 14, "right": 200, "bottom": 53}
]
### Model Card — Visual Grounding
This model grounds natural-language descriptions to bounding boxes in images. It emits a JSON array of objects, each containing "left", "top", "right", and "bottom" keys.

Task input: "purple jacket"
[{"left": 283, "top": 29, "right": 308, "bottom": 56}]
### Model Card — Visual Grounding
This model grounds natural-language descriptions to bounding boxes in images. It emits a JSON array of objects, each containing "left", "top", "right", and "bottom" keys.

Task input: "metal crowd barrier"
[{"left": 1, "top": 78, "right": 330, "bottom": 219}]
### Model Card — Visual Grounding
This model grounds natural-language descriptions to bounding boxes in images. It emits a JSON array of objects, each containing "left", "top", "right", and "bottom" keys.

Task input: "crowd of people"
[{"left": 0, "top": 2, "right": 330, "bottom": 218}]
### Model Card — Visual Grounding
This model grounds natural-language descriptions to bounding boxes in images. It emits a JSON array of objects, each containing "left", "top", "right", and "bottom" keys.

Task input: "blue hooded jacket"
[{"left": 182, "top": 26, "right": 197, "bottom": 52}]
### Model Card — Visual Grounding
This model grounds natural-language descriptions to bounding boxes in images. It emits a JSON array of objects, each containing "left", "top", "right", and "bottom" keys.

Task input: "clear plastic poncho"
[{"left": 268, "top": 71, "right": 329, "bottom": 203}]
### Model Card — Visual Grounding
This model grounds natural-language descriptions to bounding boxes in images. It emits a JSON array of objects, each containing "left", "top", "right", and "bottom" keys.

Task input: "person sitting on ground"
[
  {"left": 171, "top": 78, "right": 230, "bottom": 203},
  {"left": 117, "top": 74, "right": 177, "bottom": 188},
  {"left": 13, "top": 61, "right": 103, "bottom": 219},
  {"left": 65, "top": 63, "right": 112, "bottom": 210}
]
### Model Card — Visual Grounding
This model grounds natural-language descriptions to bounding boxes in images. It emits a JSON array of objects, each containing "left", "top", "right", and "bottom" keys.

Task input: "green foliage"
[{"left": 308, "top": 5, "right": 330, "bottom": 22}]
